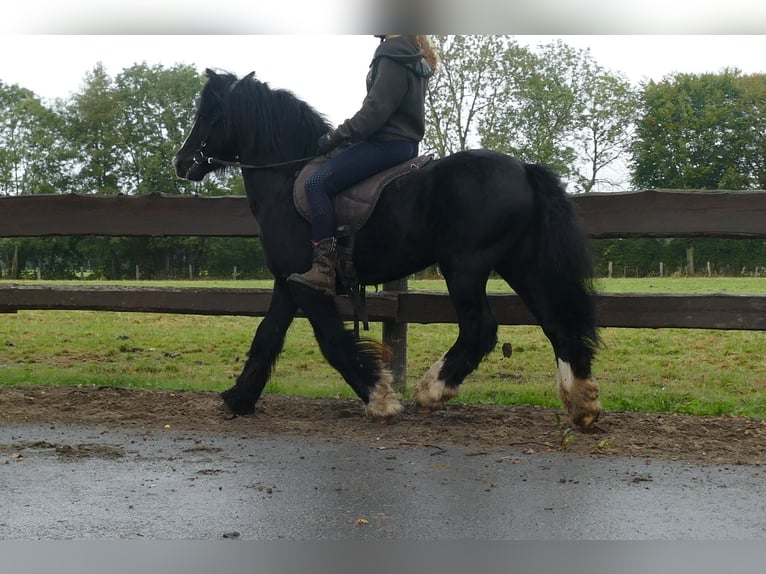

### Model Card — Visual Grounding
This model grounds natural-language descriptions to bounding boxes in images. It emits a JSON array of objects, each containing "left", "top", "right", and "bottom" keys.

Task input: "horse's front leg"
[
  {"left": 221, "top": 278, "right": 298, "bottom": 415},
  {"left": 292, "top": 287, "right": 404, "bottom": 421}
]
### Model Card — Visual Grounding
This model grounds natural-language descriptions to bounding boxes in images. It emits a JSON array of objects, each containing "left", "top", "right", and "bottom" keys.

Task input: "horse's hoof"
[
  {"left": 574, "top": 409, "right": 602, "bottom": 430},
  {"left": 220, "top": 390, "right": 256, "bottom": 416},
  {"left": 414, "top": 402, "right": 442, "bottom": 415},
  {"left": 373, "top": 415, "right": 397, "bottom": 426}
]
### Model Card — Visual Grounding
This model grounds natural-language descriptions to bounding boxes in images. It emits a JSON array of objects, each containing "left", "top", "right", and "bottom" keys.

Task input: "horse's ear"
[
  {"left": 231, "top": 71, "right": 255, "bottom": 92},
  {"left": 204, "top": 68, "right": 217, "bottom": 79}
]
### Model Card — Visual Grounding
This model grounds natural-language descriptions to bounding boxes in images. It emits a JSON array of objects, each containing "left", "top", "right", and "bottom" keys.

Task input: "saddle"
[
  {"left": 293, "top": 154, "right": 432, "bottom": 228},
  {"left": 293, "top": 154, "right": 432, "bottom": 334}
]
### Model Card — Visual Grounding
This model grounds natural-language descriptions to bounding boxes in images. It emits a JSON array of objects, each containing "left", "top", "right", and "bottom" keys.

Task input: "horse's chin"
[{"left": 182, "top": 163, "right": 208, "bottom": 182}]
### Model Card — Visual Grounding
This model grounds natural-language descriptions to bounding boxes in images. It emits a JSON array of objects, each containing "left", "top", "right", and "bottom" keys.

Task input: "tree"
[
  {"left": 481, "top": 39, "right": 638, "bottom": 192},
  {"left": 425, "top": 37, "right": 638, "bottom": 192},
  {"left": 573, "top": 65, "right": 639, "bottom": 193},
  {"left": 0, "top": 82, "right": 71, "bottom": 195},
  {"left": 631, "top": 70, "right": 755, "bottom": 190},
  {"left": 629, "top": 70, "right": 766, "bottom": 277},
  {"left": 423, "top": 35, "right": 518, "bottom": 157},
  {"left": 66, "top": 63, "right": 122, "bottom": 194},
  {"left": 112, "top": 63, "right": 219, "bottom": 195},
  {"left": 736, "top": 74, "right": 766, "bottom": 189},
  {"left": 481, "top": 40, "right": 582, "bottom": 178},
  {"left": 0, "top": 82, "right": 36, "bottom": 195}
]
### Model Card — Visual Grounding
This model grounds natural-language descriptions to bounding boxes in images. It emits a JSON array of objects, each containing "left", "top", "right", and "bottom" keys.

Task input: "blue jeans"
[{"left": 304, "top": 139, "right": 417, "bottom": 241}]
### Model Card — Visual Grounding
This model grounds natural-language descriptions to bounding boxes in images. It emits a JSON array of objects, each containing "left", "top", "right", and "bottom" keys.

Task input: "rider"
[{"left": 288, "top": 35, "right": 438, "bottom": 296}]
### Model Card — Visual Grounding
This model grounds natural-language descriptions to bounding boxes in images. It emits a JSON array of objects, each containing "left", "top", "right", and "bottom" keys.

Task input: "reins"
[{"left": 193, "top": 149, "right": 317, "bottom": 170}]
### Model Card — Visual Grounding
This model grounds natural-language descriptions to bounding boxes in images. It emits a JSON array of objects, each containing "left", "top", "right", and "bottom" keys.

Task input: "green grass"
[
  {"left": 5, "top": 276, "right": 765, "bottom": 293},
  {"left": 1, "top": 277, "right": 765, "bottom": 418}
]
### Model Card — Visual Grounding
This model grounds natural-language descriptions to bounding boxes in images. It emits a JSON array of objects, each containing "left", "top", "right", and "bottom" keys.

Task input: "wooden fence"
[{"left": 2, "top": 190, "right": 766, "bottom": 387}]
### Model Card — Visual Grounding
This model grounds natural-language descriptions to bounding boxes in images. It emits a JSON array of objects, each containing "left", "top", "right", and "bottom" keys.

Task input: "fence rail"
[
  {"left": 2, "top": 285, "right": 765, "bottom": 331},
  {"left": 2, "top": 189, "right": 766, "bottom": 238},
  {"left": 2, "top": 190, "right": 766, "bottom": 388}
]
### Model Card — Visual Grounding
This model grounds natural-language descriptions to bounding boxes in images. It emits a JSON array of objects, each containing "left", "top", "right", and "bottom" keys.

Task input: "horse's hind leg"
[
  {"left": 414, "top": 271, "right": 498, "bottom": 412},
  {"left": 496, "top": 263, "right": 601, "bottom": 429},
  {"left": 293, "top": 288, "right": 404, "bottom": 420},
  {"left": 221, "top": 278, "right": 298, "bottom": 415}
]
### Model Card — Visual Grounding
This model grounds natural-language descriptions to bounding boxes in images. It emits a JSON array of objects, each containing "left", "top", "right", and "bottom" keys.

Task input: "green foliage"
[
  {"left": 0, "top": 82, "right": 73, "bottom": 195},
  {"left": 0, "top": 236, "right": 269, "bottom": 280},
  {"left": 632, "top": 69, "right": 766, "bottom": 190},
  {"left": 423, "top": 35, "right": 514, "bottom": 156},
  {"left": 111, "top": 63, "right": 221, "bottom": 195},
  {"left": 594, "top": 237, "right": 766, "bottom": 277},
  {"left": 482, "top": 40, "right": 583, "bottom": 177},
  {"left": 0, "top": 62, "right": 257, "bottom": 280},
  {"left": 65, "top": 63, "right": 122, "bottom": 194},
  {"left": 1, "top": 59, "right": 254, "bottom": 200},
  {"left": 621, "top": 70, "right": 766, "bottom": 272},
  {"left": 738, "top": 74, "right": 766, "bottom": 188},
  {"left": 425, "top": 36, "right": 640, "bottom": 193},
  {"left": 574, "top": 65, "right": 640, "bottom": 192}
]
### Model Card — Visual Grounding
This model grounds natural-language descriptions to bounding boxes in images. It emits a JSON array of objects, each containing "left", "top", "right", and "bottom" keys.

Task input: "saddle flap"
[{"left": 293, "top": 154, "right": 432, "bottom": 232}]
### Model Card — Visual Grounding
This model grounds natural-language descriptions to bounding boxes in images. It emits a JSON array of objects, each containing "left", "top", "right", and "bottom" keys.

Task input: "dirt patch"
[{"left": 1, "top": 385, "right": 764, "bottom": 466}]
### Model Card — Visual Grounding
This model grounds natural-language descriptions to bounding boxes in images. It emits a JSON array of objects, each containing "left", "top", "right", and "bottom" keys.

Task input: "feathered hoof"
[
  {"left": 562, "top": 394, "right": 602, "bottom": 430},
  {"left": 370, "top": 414, "right": 398, "bottom": 426},
  {"left": 556, "top": 363, "right": 602, "bottom": 430},
  {"left": 413, "top": 401, "right": 445, "bottom": 415},
  {"left": 570, "top": 406, "right": 602, "bottom": 430},
  {"left": 365, "top": 379, "right": 405, "bottom": 421},
  {"left": 413, "top": 380, "right": 459, "bottom": 414},
  {"left": 364, "top": 369, "right": 404, "bottom": 422},
  {"left": 365, "top": 400, "right": 405, "bottom": 422}
]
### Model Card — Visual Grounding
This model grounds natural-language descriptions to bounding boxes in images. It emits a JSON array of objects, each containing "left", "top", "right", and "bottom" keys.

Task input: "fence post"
[
  {"left": 11, "top": 245, "right": 18, "bottom": 279},
  {"left": 687, "top": 247, "right": 695, "bottom": 276},
  {"left": 659, "top": 261, "right": 664, "bottom": 277},
  {"left": 382, "top": 278, "right": 408, "bottom": 394},
  {"left": 608, "top": 261, "right": 613, "bottom": 279}
]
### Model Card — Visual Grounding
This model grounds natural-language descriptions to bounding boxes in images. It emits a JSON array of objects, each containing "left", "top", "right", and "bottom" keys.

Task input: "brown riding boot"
[{"left": 287, "top": 237, "right": 337, "bottom": 296}]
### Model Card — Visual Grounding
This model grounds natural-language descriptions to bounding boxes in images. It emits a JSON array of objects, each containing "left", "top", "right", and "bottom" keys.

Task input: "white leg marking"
[
  {"left": 365, "top": 368, "right": 404, "bottom": 419},
  {"left": 556, "top": 357, "right": 601, "bottom": 428},
  {"left": 414, "top": 355, "right": 459, "bottom": 409},
  {"left": 556, "top": 358, "right": 575, "bottom": 396}
]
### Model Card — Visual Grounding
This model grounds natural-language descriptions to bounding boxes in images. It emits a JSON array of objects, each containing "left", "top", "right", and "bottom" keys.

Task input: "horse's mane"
[{"left": 201, "top": 69, "right": 332, "bottom": 161}]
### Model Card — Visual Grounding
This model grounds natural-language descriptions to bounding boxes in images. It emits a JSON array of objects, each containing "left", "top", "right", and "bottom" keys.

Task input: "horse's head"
[
  {"left": 174, "top": 67, "right": 331, "bottom": 181},
  {"left": 173, "top": 68, "right": 248, "bottom": 182}
]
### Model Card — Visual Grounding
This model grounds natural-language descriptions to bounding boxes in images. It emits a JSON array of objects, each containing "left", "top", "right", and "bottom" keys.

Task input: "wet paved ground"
[{"left": 2, "top": 423, "right": 765, "bottom": 539}]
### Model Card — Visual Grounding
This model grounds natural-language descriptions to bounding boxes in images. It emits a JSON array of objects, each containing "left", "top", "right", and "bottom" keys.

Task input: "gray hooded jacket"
[{"left": 333, "top": 36, "right": 433, "bottom": 145}]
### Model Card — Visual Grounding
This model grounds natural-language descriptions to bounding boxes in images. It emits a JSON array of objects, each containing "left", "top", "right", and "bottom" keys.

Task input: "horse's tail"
[{"left": 523, "top": 163, "right": 600, "bottom": 347}]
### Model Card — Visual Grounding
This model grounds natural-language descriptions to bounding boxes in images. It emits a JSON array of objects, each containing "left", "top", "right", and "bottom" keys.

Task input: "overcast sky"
[{"left": 2, "top": 35, "right": 766, "bottom": 126}]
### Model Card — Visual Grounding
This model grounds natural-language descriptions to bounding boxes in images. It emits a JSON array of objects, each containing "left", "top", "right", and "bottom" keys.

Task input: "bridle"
[{"left": 192, "top": 140, "right": 317, "bottom": 170}]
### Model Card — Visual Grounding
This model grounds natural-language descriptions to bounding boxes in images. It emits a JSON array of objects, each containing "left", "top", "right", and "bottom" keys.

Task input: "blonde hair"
[{"left": 408, "top": 35, "right": 439, "bottom": 71}]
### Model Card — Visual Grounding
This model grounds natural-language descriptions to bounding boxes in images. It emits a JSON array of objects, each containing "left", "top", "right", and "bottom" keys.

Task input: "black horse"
[{"left": 173, "top": 69, "right": 602, "bottom": 429}]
